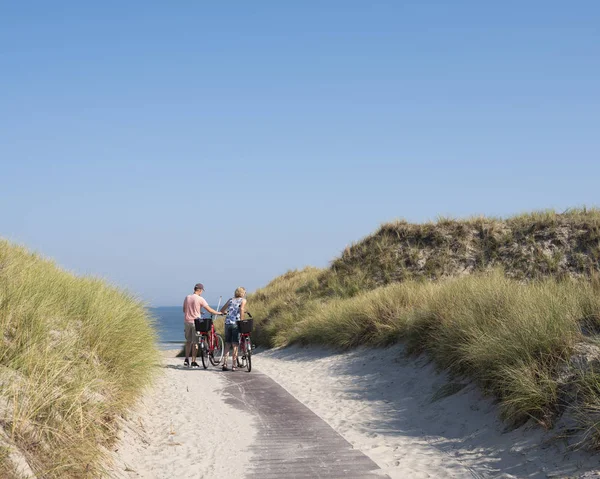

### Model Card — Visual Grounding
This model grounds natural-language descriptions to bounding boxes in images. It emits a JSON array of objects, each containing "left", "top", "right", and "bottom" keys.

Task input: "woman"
[{"left": 220, "top": 287, "right": 247, "bottom": 371}]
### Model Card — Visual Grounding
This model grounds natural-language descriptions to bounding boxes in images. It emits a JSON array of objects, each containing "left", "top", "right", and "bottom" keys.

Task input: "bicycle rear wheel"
[{"left": 209, "top": 334, "right": 224, "bottom": 366}]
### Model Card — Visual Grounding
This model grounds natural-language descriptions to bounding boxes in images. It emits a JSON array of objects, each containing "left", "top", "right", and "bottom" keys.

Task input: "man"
[{"left": 183, "top": 283, "right": 223, "bottom": 367}]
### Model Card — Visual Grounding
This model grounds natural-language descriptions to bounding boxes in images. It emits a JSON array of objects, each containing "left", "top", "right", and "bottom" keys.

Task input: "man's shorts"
[
  {"left": 224, "top": 323, "right": 240, "bottom": 344},
  {"left": 184, "top": 322, "right": 199, "bottom": 344}
]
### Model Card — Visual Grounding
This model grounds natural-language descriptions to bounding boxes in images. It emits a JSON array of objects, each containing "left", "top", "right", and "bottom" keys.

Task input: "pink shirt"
[{"left": 183, "top": 294, "right": 209, "bottom": 323}]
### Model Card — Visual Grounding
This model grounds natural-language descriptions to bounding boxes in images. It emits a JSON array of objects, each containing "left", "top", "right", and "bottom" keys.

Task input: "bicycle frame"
[
  {"left": 239, "top": 332, "right": 251, "bottom": 353},
  {"left": 236, "top": 329, "right": 252, "bottom": 372},
  {"left": 196, "top": 317, "right": 224, "bottom": 368},
  {"left": 198, "top": 322, "right": 217, "bottom": 353}
]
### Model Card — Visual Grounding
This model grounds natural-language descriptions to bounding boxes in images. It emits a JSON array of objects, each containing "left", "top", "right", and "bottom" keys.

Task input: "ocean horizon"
[{"left": 151, "top": 305, "right": 221, "bottom": 350}]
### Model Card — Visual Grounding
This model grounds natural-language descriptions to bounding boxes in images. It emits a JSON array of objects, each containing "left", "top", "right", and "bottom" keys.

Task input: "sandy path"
[
  {"left": 255, "top": 345, "right": 600, "bottom": 479},
  {"left": 112, "top": 346, "right": 600, "bottom": 478},
  {"left": 110, "top": 353, "right": 255, "bottom": 479}
]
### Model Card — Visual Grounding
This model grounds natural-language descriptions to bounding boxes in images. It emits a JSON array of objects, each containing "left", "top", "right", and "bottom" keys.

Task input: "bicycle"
[
  {"left": 236, "top": 312, "right": 254, "bottom": 372},
  {"left": 194, "top": 316, "right": 224, "bottom": 369}
]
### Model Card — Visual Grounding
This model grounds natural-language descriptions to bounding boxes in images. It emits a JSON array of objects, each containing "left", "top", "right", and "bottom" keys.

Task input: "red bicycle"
[
  {"left": 194, "top": 316, "right": 224, "bottom": 369},
  {"left": 236, "top": 312, "right": 254, "bottom": 372}
]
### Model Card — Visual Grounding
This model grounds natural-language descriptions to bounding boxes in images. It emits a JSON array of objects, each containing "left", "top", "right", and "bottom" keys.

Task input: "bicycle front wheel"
[
  {"left": 245, "top": 337, "right": 252, "bottom": 372},
  {"left": 200, "top": 339, "right": 209, "bottom": 369},
  {"left": 209, "top": 334, "right": 224, "bottom": 366}
]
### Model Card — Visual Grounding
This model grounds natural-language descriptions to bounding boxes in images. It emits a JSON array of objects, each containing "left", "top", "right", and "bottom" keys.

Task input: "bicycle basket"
[
  {"left": 194, "top": 318, "right": 212, "bottom": 333},
  {"left": 236, "top": 319, "right": 253, "bottom": 334}
]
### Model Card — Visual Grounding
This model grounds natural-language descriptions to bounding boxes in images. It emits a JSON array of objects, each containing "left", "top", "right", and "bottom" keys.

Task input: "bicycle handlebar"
[{"left": 210, "top": 312, "right": 252, "bottom": 319}]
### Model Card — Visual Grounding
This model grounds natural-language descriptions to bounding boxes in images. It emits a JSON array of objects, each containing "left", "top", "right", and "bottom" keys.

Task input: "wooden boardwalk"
[{"left": 223, "top": 370, "right": 388, "bottom": 479}]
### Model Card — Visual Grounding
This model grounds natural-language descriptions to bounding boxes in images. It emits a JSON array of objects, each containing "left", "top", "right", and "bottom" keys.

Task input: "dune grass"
[
  {"left": 251, "top": 269, "right": 600, "bottom": 429},
  {"left": 248, "top": 210, "right": 600, "bottom": 443},
  {"left": 0, "top": 240, "right": 159, "bottom": 477}
]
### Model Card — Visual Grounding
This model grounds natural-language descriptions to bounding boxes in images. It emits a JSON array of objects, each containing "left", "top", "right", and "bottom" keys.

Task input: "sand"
[
  {"left": 110, "top": 350, "right": 255, "bottom": 479},
  {"left": 111, "top": 346, "right": 600, "bottom": 478},
  {"left": 255, "top": 345, "right": 600, "bottom": 479}
]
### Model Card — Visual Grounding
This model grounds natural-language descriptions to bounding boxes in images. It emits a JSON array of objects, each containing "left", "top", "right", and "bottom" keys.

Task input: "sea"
[{"left": 151, "top": 306, "right": 220, "bottom": 350}]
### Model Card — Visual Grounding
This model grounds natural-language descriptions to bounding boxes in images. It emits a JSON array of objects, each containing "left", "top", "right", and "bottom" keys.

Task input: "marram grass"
[
  {"left": 252, "top": 269, "right": 600, "bottom": 431},
  {"left": 248, "top": 209, "right": 600, "bottom": 446},
  {"left": 0, "top": 240, "right": 159, "bottom": 477}
]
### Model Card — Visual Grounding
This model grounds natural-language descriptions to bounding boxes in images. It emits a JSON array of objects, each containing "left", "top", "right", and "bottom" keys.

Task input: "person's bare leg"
[
  {"left": 185, "top": 341, "right": 192, "bottom": 360},
  {"left": 232, "top": 344, "right": 239, "bottom": 368},
  {"left": 191, "top": 342, "right": 198, "bottom": 364},
  {"left": 222, "top": 343, "right": 231, "bottom": 368}
]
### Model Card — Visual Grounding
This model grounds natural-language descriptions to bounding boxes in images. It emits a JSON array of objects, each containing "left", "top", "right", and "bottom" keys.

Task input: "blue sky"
[{"left": 1, "top": 1, "right": 599, "bottom": 306}]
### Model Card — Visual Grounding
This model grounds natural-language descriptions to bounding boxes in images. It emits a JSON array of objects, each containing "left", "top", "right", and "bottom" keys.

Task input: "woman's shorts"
[
  {"left": 224, "top": 323, "right": 240, "bottom": 344},
  {"left": 184, "top": 322, "right": 199, "bottom": 344}
]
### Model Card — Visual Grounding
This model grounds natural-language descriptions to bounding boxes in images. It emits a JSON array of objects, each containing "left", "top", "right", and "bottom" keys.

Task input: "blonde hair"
[{"left": 234, "top": 287, "right": 246, "bottom": 298}]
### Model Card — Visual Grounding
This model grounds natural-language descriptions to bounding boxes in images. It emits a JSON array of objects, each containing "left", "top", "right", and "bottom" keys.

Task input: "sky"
[{"left": 1, "top": 1, "right": 599, "bottom": 306}]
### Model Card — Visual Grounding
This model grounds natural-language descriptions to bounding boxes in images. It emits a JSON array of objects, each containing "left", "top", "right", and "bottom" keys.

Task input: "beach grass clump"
[
  {"left": 408, "top": 272, "right": 588, "bottom": 425},
  {"left": 285, "top": 281, "right": 435, "bottom": 349},
  {"left": 0, "top": 445, "right": 19, "bottom": 479},
  {"left": 408, "top": 273, "right": 581, "bottom": 372},
  {"left": 0, "top": 239, "right": 159, "bottom": 477},
  {"left": 574, "top": 369, "right": 600, "bottom": 448},
  {"left": 249, "top": 267, "right": 323, "bottom": 347}
]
